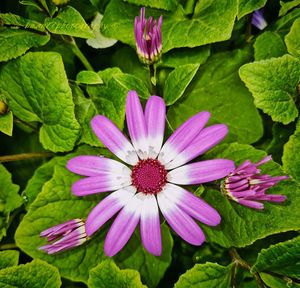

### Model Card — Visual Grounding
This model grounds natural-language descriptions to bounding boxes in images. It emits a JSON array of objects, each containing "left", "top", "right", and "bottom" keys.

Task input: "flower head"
[
  {"left": 221, "top": 156, "right": 288, "bottom": 210},
  {"left": 251, "top": 9, "right": 267, "bottom": 30},
  {"left": 65, "top": 91, "right": 235, "bottom": 257},
  {"left": 134, "top": 7, "right": 162, "bottom": 64},
  {"left": 39, "top": 218, "right": 87, "bottom": 254}
]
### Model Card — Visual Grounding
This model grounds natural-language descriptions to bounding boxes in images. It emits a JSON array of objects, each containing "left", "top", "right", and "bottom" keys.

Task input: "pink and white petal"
[
  {"left": 140, "top": 194, "right": 162, "bottom": 256},
  {"left": 157, "top": 188, "right": 205, "bottom": 246},
  {"left": 238, "top": 199, "right": 264, "bottom": 209},
  {"left": 158, "top": 112, "right": 210, "bottom": 165},
  {"left": 86, "top": 186, "right": 136, "bottom": 236},
  {"left": 67, "top": 156, "right": 131, "bottom": 177},
  {"left": 126, "top": 91, "right": 148, "bottom": 159},
  {"left": 162, "top": 183, "right": 221, "bottom": 226},
  {"left": 104, "top": 193, "right": 143, "bottom": 257},
  {"left": 168, "top": 159, "right": 235, "bottom": 185},
  {"left": 91, "top": 115, "right": 138, "bottom": 165},
  {"left": 165, "top": 124, "right": 228, "bottom": 170},
  {"left": 145, "top": 96, "right": 166, "bottom": 158},
  {"left": 71, "top": 175, "right": 131, "bottom": 196}
]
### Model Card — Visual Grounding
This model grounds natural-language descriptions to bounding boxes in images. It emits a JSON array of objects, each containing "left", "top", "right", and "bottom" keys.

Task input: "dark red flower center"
[{"left": 131, "top": 159, "right": 167, "bottom": 194}]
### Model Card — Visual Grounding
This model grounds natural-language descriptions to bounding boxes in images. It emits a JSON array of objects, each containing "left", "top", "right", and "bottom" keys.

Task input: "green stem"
[
  {"left": 0, "top": 152, "right": 53, "bottom": 163},
  {"left": 13, "top": 117, "right": 39, "bottom": 133},
  {"left": 149, "top": 64, "right": 157, "bottom": 95},
  {"left": 229, "top": 248, "right": 265, "bottom": 288},
  {"left": 245, "top": 15, "right": 253, "bottom": 42},
  {"left": 0, "top": 243, "right": 18, "bottom": 250}
]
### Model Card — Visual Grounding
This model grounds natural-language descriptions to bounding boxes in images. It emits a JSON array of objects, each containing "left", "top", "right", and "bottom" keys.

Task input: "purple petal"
[
  {"left": 168, "top": 159, "right": 235, "bottom": 185},
  {"left": 238, "top": 199, "right": 264, "bottom": 209},
  {"left": 91, "top": 115, "right": 138, "bottom": 165}
]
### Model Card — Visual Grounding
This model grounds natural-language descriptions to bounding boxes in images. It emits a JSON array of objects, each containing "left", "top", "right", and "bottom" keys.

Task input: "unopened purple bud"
[
  {"left": 252, "top": 9, "right": 267, "bottom": 30},
  {"left": 134, "top": 7, "right": 163, "bottom": 65}
]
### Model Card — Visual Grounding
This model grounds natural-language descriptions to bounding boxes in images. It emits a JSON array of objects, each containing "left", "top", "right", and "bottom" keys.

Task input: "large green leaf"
[
  {"left": 174, "top": 262, "right": 233, "bottom": 288},
  {"left": 0, "top": 163, "right": 22, "bottom": 241},
  {"left": 44, "top": 6, "right": 94, "bottom": 38},
  {"left": 0, "top": 27, "right": 50, "bottom": 62},
  {"left": 237, "top": 0, "right": 267, "bottom": 19},
  {"left": 88, "top": 260, "right": 146, "bottom": 288},
  {"left": 0, "top": 250, "right": 19, "bottom": 269},
  {"left": 239, "top": 54, "right": 300, "bottom": 125},
  {"left": 0, "top": 52, "right": 80, "bottom": 152},
  {"left": 168, "top": 49, "right": 263, "bottom": 144},
  {"left": 124, "top": 0, "right": 178, "bottom": 11},
  {"left": 285, "top": 18, "right": 300, "bottom": 59},
  {"left": 252, "top": 236, "right": 300, "bottom": 279},
  {"left": 0, "top": 259, "right": 61, "bottom": 288},
  {"left": 200, "top": 143, "right": 300, "bottom": 248}
]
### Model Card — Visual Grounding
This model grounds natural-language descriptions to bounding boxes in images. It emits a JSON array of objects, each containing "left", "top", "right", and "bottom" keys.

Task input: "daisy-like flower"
[
  {"left": 134, "top": 7, "right": 162, "bottom": 65},
  {"left": 39, "top": 218, "right": 87, "bottom": 254},
  {"left": 251, "top": 9, "right": 267, "bottom": 30},
  {"left": 66, "top": 91, "right": 235, "bottom": 257},
  {"left": 221, "top": 156, "right": 288, "bottom": 210}
]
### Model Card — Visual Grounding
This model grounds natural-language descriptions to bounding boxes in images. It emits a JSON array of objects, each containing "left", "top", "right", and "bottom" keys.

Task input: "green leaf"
[
  {"left": 254, "top": 31, "right": 287, "bottom": 61},
  {"left": 52, "top": 0, "right": 71, "bottom": 5},
  {"left": 164, "top": 64, "right": 199, "bottom": 106},
  {"left": 260, "top": 272, "right": 300, "bottom": 288},
  {"left": 252, "top": 236, "right": 300, "bottom": 279},
  {"left": 101, "top": 0, "right": 238, "bottom": 52},
  {"left": 285, "top": 18, "right": 300, "bottom": 59},
  {"left": 88, "top": 260, "right": 146, "bottom": 288},
  {"left": 201, "top": 143, "right": 300, "bottom": 248},
  {"left": 0, "top": 52, "right": 80, "bottom": 152},
  {"left": 0, "top": 111, "right": 13, "bottom": 136},
  {"left": 272, "top": 8, "right": 300, "bottom": 36},
  {"left": 0, "top": 27, "right": 50, "bottom": 62},
  {"left": 0, "top": 259, "right": 61, "bottom": 287},
  {"left": 283, "top": 119, "right": 300, "bottom": 183},
  {"left": 239, "top": 54, "right": 300, "bottom": 125},
  {"left": 0, "top": 13, "right": 46, "bottom": 32},
  {"left": 44, "top": 6, "right": 94, "bottom": 38},
  {"left": 0, "top": 163, "right": 22, "bottom": 241},
  {"left": 124, "top": 0, "right": 178, "bottom": 11},
  {"left": 279, "top": 0, "right": 300, "bottom": 17},
  {"left": 168, "top": 49, "right": 263, "bottom": 144},
  {"left": 162, "top": 46, "right": 210, "bottom": 68},
  {"left": 174, "top": 262, "right": 233, "bottom": 288},
  {"left": 0, "top": 250, "right": 19, "bottom": 269},
  {"left": 237, "top": 0, "right": 267, "bottom": 19},
  {"left": 76, "top": 71, "right": 103, "bottom": 85},
  {"left": 115, "top": 224, "right": 173, "bottom": 288}
]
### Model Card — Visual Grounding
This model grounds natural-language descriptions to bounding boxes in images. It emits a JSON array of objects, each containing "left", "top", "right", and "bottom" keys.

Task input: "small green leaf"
[
  {"left": 0, "top": 27, "right": 50, "bottom": 62},
  {"left": 76, "top": 70, "right": 103, "bottom": 85},
  {"left": 124, "top": 0, "right": 178, "bottom": 11},
  {"left": 260, "top": 272, "right": 300, "bottom": 288},
  {"left": 254, "top": 31, "right": 287, "bottom": 61},
  {"left": 44, "top": 6, "right": 94, "bottom": 38},
  {"left": 0, "top": 111, "right": 13, "bottom": 136},
  {"left": 273, "top": 8, "right": 300, "bottom": 36},
  {"left": 164, "top": 64, "right": 199, "bottom": 106},
  {"left": 239, "top": 54, "right": 300, "bottom": 125},
  {"left": 237, "top": 0, "right": 267, "bottom": 19},
  {"left": 0, "top": 52, "right": 80, "bottom": 152},
  {"left": 0, "top": 250, "right": 19, "bottom": 269},
  {"left": 52, "top": 0, "right": 70, "bottom": 5},
  {"left": 285, "top": 18, "right": 300, "bottom": 59},
  {"left": 88, "top": 260, "right": 146, "bottom": 288},
  {"left": 174, "top": 262, "right": 233, "bottom": 288},
  {"left": 252, "top": 236, "right": 300, "bottom": 279},
  {"left": 279, "top": 0, "right": 300, "bottom": 17},
  {"left": 0, "top": 259, "right": 61, "bottom": 287}
]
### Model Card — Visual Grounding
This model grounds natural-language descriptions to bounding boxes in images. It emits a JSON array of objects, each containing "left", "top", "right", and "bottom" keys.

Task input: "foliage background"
[{"left": 0, "top": 0, "right": 300, "bottom": 287}]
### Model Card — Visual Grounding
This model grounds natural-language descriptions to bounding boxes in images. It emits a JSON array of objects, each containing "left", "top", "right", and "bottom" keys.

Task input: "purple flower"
[
  {"left": 221, "top": 156, "right": 288, "bottom": 210},
  {"left": 252, "top": 9, "right": 267, "bottom": 30},
  {"left": 134, "top": 7, "right": 162, "bottom": 64},
  {"left": 65, "top": 91, "right": 235, "bottom": 257},
  {"left": 39, "top": 219, "right": 87, "bottom": 254}
]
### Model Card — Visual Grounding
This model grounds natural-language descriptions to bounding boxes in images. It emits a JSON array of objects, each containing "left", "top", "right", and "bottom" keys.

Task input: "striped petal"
[
  {"left": 140, "top": 194, "right": 162, "bottom": 256},
  {"left": 145, "top": 95, "right": 166, "bottom": 158},
  {"left": 126, "top": 91, "right": 148, "bottom": 159},
  {"left": 86, "top": 186, "right": 136, "bottom": 236},
  {"left": 157, "top": 188, "right": 205, "bottom": 245},
  {"left": 168, "top": 159, "right": 235, "bottom": 185},
  {"left": 162, "top": 183, "right": 221, "bottom": 226},
  {"left": 104, "top": 193, "right": 143, "bottom": 257},
  {"left": 91, "top": 115, "right": 138, "bottom": 165},
  {"left": 238, "top": 199, "right": 264, "bottom": 209},
  {"left": 158, "top": 112, "right": 210, "bottom": 165},
  {"left": 67, "top": 156, "right": 131, "bottom": 177},
  {"left": 165, "top": 124, "right": 228, "bottom": 170},
  {"left": 71, "top": 174, "right": 131, "bottom": 196}
]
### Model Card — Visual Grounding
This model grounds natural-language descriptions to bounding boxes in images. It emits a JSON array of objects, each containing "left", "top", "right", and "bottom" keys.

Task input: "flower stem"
[
  {"left": 229, "top": 248, "right": 265, "bottom": 288},
  {"left": 0, "top": 152, "right": 53, "bottom": 163},
  {"left": 246, "top": 15, "right": 253, "bottom": 42},
  {"left": 13, "top": 117, "right": 39, "bottom": 133},
  {"left": 0, "top": 243, "right": 18, "bottom": 250},
  {"left": 149, "top": 64, "right": 157, "bottom": 94}
]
